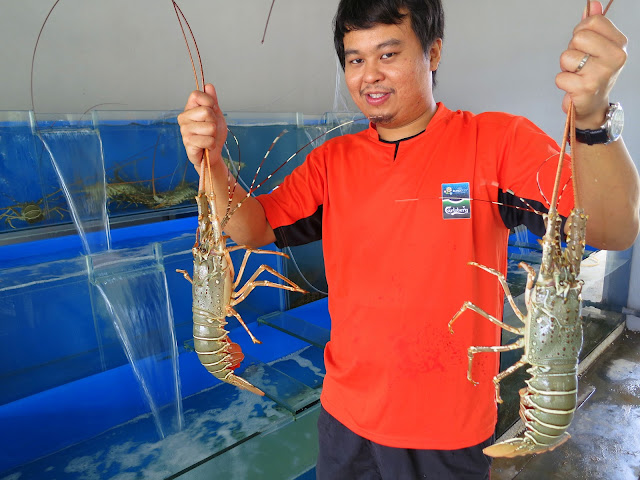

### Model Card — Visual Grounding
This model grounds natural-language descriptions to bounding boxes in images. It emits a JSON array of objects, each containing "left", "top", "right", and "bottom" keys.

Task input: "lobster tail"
[
  {"left": 521, "top": 366, "right": 577, "bottom": 432},
  {"left": 485, "top": 365, "right": 577, "bottom": 458},
  {"left": 224, "top": 372, "right": 265, "bottom": 396},
  {"left": 193, "top": 305, "right": 265, "bottom": 396},
  {"left": 483, "top": 432, "right": 570, "bottom": 458},
  {"left": 196, "top": 334, "right": 264, "bottom": 396}
]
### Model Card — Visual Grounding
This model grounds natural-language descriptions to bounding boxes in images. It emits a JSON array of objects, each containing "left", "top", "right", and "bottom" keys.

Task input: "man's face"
[{"left": 343, "top": 16, "right": 441, "bottom": 139}]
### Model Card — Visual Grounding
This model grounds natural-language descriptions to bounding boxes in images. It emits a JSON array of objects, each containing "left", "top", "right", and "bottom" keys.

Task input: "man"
[{"left": 178, "top": 0, "right": 639, "bottom": 478}]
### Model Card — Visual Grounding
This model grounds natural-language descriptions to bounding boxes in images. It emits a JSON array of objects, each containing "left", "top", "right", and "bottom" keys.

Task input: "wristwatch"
[{"left": 575, "top": 103, "right": 624, "bottom": 145}]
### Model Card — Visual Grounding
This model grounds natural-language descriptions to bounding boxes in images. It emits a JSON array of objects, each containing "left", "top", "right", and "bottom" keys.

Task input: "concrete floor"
[{"left": 491, "top": 328, "right": 640, "bottom": 480}]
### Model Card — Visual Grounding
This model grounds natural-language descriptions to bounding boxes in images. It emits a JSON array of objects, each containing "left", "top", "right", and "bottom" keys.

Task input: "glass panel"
[
  {"left": 1, "top": 110, "right": 336, "bottom": 479},
  {"left": 282, "top": 241, "right": 328, "bottom": 309},
  {"left": 268, "top": 345, "right": 326, "bottom": 390},
  {"left": 0, "top": 378, "right": 292, "bottom": 479},
  {"left": 0, "top": 255, "right": 96, "bottom": 406},
  {"left": 95, "top": 110, "right": 198, "bottom": 219},
  {"left": 175, "top": 404, "right": 320, "bottom": 480},
  {"left": 258, "top": 311, "right": 330, "bottom": 349},
  {"left": 87, "top": 243, "right": 183, "bottom": 439},
  {"left": 0, "top": 111, "right": 71, "bottom": 239},
  {"left": 240, "top": 354, "right": 320, "bottom": 414},
  {"left": 32, "top": 112, "right": 110, "bottom": 254}
]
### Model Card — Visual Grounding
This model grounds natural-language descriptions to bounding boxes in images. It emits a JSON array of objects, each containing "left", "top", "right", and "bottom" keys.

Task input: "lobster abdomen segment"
[{"left": 483, "top": 363, "right": 578, "bottom": 457}]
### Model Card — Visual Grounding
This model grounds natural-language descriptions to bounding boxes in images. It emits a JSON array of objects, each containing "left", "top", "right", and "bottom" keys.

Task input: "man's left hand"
[{"left": 556, "top": 0, "right": 627, "bottom": 129}]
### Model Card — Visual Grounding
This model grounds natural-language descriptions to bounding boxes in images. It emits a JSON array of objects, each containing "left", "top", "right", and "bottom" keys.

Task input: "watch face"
[{"left": 608, "top": 104, "right": 624, "bottom": 141}]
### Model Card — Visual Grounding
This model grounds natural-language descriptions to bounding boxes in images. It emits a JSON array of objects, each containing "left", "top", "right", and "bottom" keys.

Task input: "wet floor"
[{"left": 491, "top": 328, "right": 640, "bottom": 480}]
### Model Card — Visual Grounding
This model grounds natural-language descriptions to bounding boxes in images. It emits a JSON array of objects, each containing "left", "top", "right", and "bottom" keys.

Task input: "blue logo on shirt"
[{"left": 442, "top": 182, "right": 471, "bottom": 219}]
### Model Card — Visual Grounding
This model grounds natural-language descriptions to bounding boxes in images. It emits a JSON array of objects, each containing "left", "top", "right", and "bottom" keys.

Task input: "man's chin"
[{"left": 368, "top": 114, "right": 393, "bottom": 124}]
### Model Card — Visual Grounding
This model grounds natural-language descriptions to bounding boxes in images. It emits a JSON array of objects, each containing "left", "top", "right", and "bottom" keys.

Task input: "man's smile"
[{"left": 363, "top": 90, "right": 393, "bottom": 106}]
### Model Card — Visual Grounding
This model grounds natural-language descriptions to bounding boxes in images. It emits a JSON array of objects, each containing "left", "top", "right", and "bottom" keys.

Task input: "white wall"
[
  {"left": 2, "top": 1, "right": 638, "bottom": 146},
  {"left": 1, "top": 0, "right": 342, "bottom": 115},
  {"left": 440, "top": 1, "right": 639, "bottom": 153}
]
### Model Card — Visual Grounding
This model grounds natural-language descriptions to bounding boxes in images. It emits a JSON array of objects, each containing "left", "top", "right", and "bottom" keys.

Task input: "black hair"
[{"left": 333, "top": 0, "right": 444, "bottom": 85}]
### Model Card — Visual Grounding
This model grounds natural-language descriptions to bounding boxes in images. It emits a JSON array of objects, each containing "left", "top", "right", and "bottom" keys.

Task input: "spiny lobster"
[
  {"left": 447, "top": 0, "right": 615, "bottom": 457},
  {"left": 172, "top": 1, "right": 307, "bottom": 396}
]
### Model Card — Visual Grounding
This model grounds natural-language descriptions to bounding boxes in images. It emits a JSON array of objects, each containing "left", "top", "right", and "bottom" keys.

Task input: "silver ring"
[{"left": 575, "top": 53, "right": 590, "bottom": 73}]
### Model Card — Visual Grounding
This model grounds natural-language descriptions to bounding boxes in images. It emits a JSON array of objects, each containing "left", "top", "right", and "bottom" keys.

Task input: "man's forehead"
[{"left": 343, "top": 20, "right": 410, "bottom": 53}]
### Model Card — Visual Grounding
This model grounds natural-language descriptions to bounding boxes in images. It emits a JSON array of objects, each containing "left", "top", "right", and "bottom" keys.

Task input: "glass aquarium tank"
[{"left": 0, "top": 109, "right": 366, "bottom": 479}]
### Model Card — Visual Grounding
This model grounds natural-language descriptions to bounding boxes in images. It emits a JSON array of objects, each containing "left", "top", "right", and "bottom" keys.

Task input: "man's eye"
[
  {"left": 348, "top": 58, "right": 363, "bottom": 65},
  {"left": 381, "top": 52, "right": 395, "bottom": 59}
]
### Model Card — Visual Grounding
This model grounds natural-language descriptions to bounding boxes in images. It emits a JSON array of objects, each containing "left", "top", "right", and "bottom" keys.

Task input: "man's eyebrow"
[{"left": 344, "top": 38, "right": 403, "bottom": 57}]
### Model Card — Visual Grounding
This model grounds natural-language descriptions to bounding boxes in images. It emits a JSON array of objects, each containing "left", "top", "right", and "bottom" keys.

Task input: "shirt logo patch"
[{"left": 442, "top": 182, "right": 471, "bottom": 220}]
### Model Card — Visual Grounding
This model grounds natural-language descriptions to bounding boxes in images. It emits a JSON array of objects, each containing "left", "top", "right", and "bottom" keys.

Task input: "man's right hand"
[{"left": 178, "top": 83, "right": 228, "bottom": 172}]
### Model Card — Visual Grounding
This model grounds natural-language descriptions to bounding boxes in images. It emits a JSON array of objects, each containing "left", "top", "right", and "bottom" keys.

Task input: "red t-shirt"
[{"left": 257, "top": 103, "right": 574, "bottom": 449}]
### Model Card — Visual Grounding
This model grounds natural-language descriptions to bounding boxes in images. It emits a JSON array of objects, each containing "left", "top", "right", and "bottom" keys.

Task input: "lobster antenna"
[
  {"left": 225, "top": 127, "right": 288, "bottom": 226},
  {"left": 251, "top": 119, "right": 362, "bottom": 194},
  {"left": 173, "top": 1, "right": 243, "bottom": 209},
  {"left": 171, "top": 1, "right": 215, "bottom": 195},
  {"left": 247, "top": 129, "right": 289, "bottom": 194},
  {"left": 261, "top": 0, "right": 276, "bottom": 44},
  {"left": 547, "top": 2, "right": 588, "bottom": 213},
  {"left": 548, "top": 102, "right": 573, "bottom": 214},
  {"left": 221, "top": 118, "right": 365, "bottom": 227},
  {"left": 31, "top": 0, "right": 63, "bottom": 114},
  {"left": 172, "top": 1, "right": 204, "bottom": 92},
  {"left": 569, "top": 102, "right": 580, "bottom": 211},
  {"left": 221, "top": 128, "right": 289, "bottom": 228},
  {"left": 151, "top": 133, "right": 161, "bottom": 198},
  {"left": 533, "top": 152, "right": 572, "bottom": 208},
  {"left": 223, "top": 128, "right": 244, "bottom": 220}
]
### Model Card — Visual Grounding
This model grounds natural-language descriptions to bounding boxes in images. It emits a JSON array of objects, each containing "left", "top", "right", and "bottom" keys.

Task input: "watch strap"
[{"left": 574, "top": 127, "right": 609, "bottom": 145}]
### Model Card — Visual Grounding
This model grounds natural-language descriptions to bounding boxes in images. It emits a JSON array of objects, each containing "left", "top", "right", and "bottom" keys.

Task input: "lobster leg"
[
  {"left": 227, "top": 306, "right": 262, "bottom": 344},
  {"left": 231, "top": 247, "right": 291, "bottom": 290},
  {"left": 232, "top": 265, "right": 307, "bottom": 305},
  {"left": 490, "top": 355, "right": 527, "bottom": 403},
  {"left": 466, "top": 340, "right": 526, "bottom": 401},
  {"left": 467, "top": 340, "right": 525, "bottom": 388},
  {"left": 176, "top": 269, "right": 193, "bottom": 283},
  {"left": 468, "top": 262, "right": 528, "bottom": 323},
  {"left": 448, "top": 301, "right": 523, "bottom": 336},
  {"left": 519, "top": 262, "right": 537, "bottom": 308}
]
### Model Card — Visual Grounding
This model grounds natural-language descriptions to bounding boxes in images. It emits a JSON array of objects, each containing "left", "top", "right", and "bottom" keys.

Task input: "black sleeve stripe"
[
  {"left": 273, "top": 205, "right": 323, "bottom": 248},
  {"left": 497, "top": 189, "right": 568, "bottom": 239},
  {"left": 272, "top": 192, "right": 568, "bottom": 248}
]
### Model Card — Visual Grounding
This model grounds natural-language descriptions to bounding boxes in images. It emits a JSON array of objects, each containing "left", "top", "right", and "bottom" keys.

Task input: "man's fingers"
[
  {"left": 184, "top": 88, "right": 216, "bottom": 111},
  {"left": 204, "top": 83, "right": 218, "bottom": 103},
  {"left": 572, "top": 14, "right": 628, "bottom": 52},
  {"left": 178, "top": 105, "right": 216, "bottom": 126},
  {"left": 556, "top": 4, "right": 627, "bottom": 124},
  {"left": 178, "top": 84, "right": 227, "bottom": 172},
  {"left": 181, "top": 120, "right": 218, "bottom": 149},
  {"left": 560, "top": 49, "right": 590, "bottom": 74}
]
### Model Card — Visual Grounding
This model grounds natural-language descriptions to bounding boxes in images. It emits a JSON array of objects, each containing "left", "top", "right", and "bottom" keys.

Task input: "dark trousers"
[{"left": 316, "top": 406, "right": 493, "bottom": 480}]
